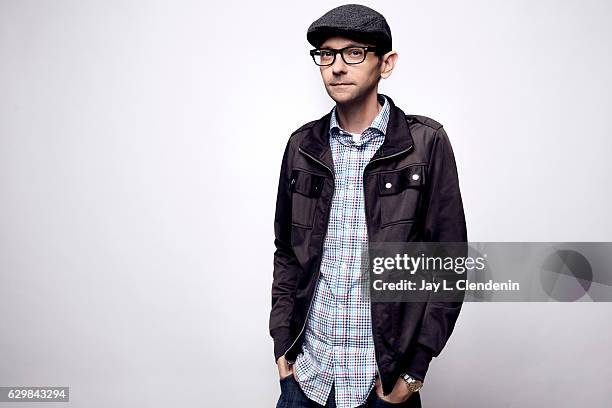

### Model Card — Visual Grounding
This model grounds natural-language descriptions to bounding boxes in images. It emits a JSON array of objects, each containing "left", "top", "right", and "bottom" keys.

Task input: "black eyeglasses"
[{"left": 310, "top": 46, "right": 379, "bottom": 66}]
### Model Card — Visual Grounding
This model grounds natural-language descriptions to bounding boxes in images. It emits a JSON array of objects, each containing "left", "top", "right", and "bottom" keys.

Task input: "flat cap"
[{"left": 307, "top": 4, "right": 392, "bottom": 53}]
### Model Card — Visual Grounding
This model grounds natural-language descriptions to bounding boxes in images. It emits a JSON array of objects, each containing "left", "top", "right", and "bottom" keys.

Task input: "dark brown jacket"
[{"left": 269, "top": 93, "right": 467, "bottom": 395}]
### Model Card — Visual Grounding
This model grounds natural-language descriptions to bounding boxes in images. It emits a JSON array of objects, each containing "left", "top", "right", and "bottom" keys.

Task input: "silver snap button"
[
  {"left": 385, "top": 182, "right": 392, "bottom": 189},
  {"left": 412, "top": 174, "right": 420, "bottom": 181}
]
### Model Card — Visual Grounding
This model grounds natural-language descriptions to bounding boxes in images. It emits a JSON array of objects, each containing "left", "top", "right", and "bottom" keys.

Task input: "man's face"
[{"left": 318, "top": 36, "right": 383, "bottom": 105}]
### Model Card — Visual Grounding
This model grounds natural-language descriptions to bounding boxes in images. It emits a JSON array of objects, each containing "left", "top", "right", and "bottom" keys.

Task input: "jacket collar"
[{"left": 299, "top": 93, "right": 414, "bottom": 173}]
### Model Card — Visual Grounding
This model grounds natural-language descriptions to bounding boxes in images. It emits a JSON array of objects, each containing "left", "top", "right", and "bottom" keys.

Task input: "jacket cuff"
[
  {"left": 271, "top": 327, "right": 293, "bottom": 363},
  {"left": 402, "top": 344, "right": 434, "bottom": 382}
]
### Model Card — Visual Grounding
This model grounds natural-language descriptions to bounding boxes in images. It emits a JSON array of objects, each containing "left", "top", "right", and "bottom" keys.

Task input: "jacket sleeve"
[
  {"left": 269, "top": 138, "right": 301, "bottom": 364},
  {"left": 401, "top": 126, "right": 468, "bottom": 382}
]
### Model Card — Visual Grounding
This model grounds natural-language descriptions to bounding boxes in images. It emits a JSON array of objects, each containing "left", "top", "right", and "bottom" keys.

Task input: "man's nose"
[{"left": 331, "top": 52, "right": 348, "bottom": 74}]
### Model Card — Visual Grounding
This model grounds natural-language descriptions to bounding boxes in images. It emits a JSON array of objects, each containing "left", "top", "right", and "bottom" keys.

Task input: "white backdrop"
[{"left": 1, "top": 0, "right": 611, "bottom": 407}]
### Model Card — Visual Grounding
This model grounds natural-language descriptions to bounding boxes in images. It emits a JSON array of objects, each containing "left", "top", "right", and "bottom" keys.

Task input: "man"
[{"left": 270, "top": 4, "right": 467, "bottom": 408}]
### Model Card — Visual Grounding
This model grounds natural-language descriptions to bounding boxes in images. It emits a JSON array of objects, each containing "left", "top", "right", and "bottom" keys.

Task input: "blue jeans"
[{"left": 275, "top": 374, "right": 422, "bottom": 408}]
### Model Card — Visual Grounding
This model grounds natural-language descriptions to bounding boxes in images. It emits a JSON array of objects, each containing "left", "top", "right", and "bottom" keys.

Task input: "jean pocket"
[
  {"left": 279, "top": 372, "right": 294, "bottom": 384},
  {"left": 279, "top": 373, "right": 295, "bottom": 392},
  {"left": 373, "top": 392, "right": 409, "bottom": 407}
]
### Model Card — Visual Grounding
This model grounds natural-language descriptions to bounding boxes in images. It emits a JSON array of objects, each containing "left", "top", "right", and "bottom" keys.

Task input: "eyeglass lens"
[{"left": 313, "top": 48, "right": 367, "bottom": 65}]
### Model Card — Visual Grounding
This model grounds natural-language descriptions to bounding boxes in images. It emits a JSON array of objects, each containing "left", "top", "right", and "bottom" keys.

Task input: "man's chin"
[{"left": 327, "top": 88, "right": 357, "bottom": 104}]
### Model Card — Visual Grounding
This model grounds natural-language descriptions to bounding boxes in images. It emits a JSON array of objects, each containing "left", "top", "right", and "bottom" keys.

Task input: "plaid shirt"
[{"left": 293, "top": 94, "right": 390, "bottom": 408}]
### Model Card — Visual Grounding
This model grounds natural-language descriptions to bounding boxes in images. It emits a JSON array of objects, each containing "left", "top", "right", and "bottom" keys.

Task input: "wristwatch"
[{"left": 400, "top": 373, "right": 423, "bottom": 393}]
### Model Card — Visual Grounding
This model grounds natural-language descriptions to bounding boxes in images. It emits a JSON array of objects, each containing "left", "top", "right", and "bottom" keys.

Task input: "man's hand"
[
  {"left": 375, "top": 376, "right": 413, "bottom": 404},
  {"left": 276, "top": 355, "right": 295, "bottom": 380}
]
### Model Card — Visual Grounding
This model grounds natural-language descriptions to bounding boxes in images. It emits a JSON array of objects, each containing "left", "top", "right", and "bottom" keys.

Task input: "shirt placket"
[{"left": 334, "top": 136, "right": 351, "bottom": 355}]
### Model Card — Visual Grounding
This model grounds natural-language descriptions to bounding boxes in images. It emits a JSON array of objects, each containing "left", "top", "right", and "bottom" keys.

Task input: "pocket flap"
[
  {"left": 377, "top": 164, "right": 426, "bottom": 196},
  {"left": 290, "top": 169, "right": 325, "bottom": 198}
]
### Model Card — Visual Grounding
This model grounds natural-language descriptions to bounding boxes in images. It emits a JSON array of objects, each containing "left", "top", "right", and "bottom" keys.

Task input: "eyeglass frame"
[{"left": 309, "top": 46, "right": 380, "bottom": 66}]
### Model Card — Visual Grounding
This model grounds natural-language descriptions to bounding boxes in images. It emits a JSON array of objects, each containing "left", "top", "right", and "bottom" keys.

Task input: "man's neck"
[{"left": 335, "top": 91, "right": 382, "bottom": 134}]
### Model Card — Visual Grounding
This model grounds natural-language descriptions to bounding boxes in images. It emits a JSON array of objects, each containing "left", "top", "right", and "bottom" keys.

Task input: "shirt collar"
[{"left": 329, "top": 93, "right": 390, "bottom": 142}]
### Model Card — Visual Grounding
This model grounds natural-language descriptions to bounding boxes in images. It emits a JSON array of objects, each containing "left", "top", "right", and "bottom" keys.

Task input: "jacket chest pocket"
[
  {"left": 289, "top": 169, "right": 325, "bottom": 229},
  {"left": 377, "top": 164, "right": 427, "bottom": 227}
]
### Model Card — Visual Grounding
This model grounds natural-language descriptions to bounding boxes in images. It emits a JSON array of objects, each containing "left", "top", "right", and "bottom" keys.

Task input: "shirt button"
[
  {"left": 340, "top": 262, "right": 347, "bottom": 269},
  {"left": 348, "top": 183, "right": 354, "bottom": 189},
  {"left": 338, "top": 303, "right": 345, "bottom": 309}
]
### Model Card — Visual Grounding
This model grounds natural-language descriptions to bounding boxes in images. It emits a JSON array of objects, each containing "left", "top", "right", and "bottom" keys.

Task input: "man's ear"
[{"left": 380, "top": 51, "right": 398, "bottom": 79}]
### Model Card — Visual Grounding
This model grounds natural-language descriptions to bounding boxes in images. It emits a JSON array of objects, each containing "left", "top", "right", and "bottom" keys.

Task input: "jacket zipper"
[
  {"left": 362, "top": 144, "right": 413, "bottom": 393},
  {"left": 367, "top": 145, "right": 414, "bottom": 169},
  {"left": 297, "top": 147, "right": 334, "bottom": 175},
  {"left": 282, "top": 147, "right": 335, "bottom": 363}
]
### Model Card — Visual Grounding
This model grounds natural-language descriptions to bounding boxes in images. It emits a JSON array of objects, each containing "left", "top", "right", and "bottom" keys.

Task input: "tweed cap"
[{"left": 307, "top": 4, "right": 392, "bottom": 53}]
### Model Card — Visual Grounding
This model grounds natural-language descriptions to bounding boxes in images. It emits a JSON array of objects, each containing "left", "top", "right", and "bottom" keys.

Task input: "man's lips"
[{"left": 331, "top": 83, "right": 353, "bottom": 86}]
